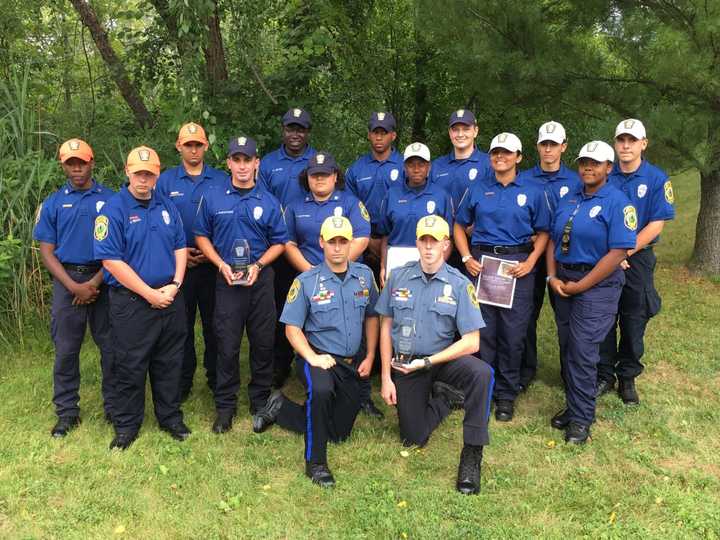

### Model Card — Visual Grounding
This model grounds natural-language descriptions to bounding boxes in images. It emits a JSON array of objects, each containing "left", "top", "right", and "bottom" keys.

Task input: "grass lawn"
[{"left": 0, "top": 170, "right": 718, "bottom": 539}]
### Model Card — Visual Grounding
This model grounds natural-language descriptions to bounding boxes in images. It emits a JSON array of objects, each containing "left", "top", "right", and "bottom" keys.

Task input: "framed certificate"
[{"left": 476, "top": 255, "right": 517, "bottom": 309}]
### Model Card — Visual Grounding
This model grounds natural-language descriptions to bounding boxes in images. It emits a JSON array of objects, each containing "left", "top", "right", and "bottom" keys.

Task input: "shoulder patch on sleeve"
[
  {"left": 94, "top": 215, "right": 109, "bottom": 241},
  {"left": 359, "top": 201, "right": 370, "bottom": 222},
  {"left": 623, "top": 205, "right": 638, "bottom": 231},
  {"left": 663, "top": 180, "right": 675, "bottom": 204},
  {"left": 287, "top": 278, "right": 301, "bottom": 303},
  {"left": 467, "top": 283, "right": 479, "bottom": 309}
]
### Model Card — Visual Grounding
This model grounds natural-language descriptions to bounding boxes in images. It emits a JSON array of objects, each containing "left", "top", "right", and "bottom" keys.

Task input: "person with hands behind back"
[{"left": 546, "top": 141, "right": 637, "bottom": 445}]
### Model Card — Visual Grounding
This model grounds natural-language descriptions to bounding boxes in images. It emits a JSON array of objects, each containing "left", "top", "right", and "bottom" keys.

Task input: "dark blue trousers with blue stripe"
[
  {"left": 276, "top": 356, "right": 361, "bottom": 464},
  {"left": 393, "top": 356, "right": 493, "bottom": 447}
]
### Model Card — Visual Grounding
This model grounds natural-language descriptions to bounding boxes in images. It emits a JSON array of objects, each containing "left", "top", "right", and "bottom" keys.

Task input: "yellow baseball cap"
[
  {"left": 416, "top": 215, "right": 450, "bottom": 241},
  {"left": 320, "top": 216, "right": 353, "bottom": 241},
  {"left": 59, "top": 138, "right": 93, "bottom": 163},
  {"left": 177, "top": 122, "right": 208, "bottom": 145},
  {"left": 126, "top": 146, "right": 161, "bottom": 175}
]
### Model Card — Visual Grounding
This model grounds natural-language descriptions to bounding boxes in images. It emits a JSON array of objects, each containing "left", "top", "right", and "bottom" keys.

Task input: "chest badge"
[
  {"left": 437, "top": 284, "right": 456, "bottom": 305},
  {"left": 468, "top": 168, "right": 478, "bottom": 181},
  {"left": 589, "top": 205, "right": 602, "bottom": 218},
  {"left": 559, "top": 186, "right": 569, "bottom": 198},
  {"left": 96, "top": 200, "right": 105, "bottom": 213},
  {"left": 391, "top": 169, "right": 399, "bottom": 181},
  {"left": 517, "top": 193, "right": 527, "bottom": 207},
  {"left": 253, "top": 206, "right": 263, "bottom": 220},
  {"left": 637, "top": 184, "right": 648, "bottom": 198},
  {"left": 162, "top": 210, "right": 171, "bottom": 225},
  {"left": 333, "top": 206, "right": 343, "bottom": 217},
  {"left": 426, "top": 200, "right": 436, "bottom": 213}
]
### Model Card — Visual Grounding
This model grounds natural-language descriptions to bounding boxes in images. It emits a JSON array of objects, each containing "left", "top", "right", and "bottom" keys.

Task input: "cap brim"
[
  {"left": 283, "top": 120, "right": 311, "bottom": 128},
  {"left": 449, "top": 119, "right": 474, "bottom": 127},
  {"left": 404, "top": 154, "right": 430, "bottom": 162},
  {"left": 321, "top": 232, "right": 352, "bottom": 241},
  {"left": 417, "top": 231, "right": 447, "bottom": 241},
  {"left": 60, "top": 153, "right": 92, "bottom": 163},
  {"left": 368, "top": 122, "right": 394, "bottom": 131},
  {"left": 127, "top": 164, "right": 160, "bottom": 175},
  {"left": 307, "top": 165, "right": 334, "bottom": 175}
]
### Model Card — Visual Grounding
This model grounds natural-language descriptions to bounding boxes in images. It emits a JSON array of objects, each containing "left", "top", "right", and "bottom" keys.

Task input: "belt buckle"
[{"left": 493, "top": 246, "right": 504, "bottom": 255}]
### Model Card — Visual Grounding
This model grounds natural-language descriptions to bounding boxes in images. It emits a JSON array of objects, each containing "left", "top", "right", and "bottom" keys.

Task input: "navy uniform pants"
[
  {"left": 276, "top": 355, "right": 361, "bottom": 464},
  {"left": 393, "top": 356, "right": 493, "bottom": 447},
  {"left": 50, "top": 270, "right": 116, "bottom": 418},
  {"left": 271, "top": 259, "right": 297, "bottom": 380},
  {"left": 598, "top": 248, "right": 661, "bottom": 383},
  {"left": 180, "top": 262, "right": 217, "bottom": 395},
  {"left": 471, "top": 248, "right": 535, "bottom": 402},
  {"left": 109, "top": 288, "right": 186, "bottom": 434},
  {"left": 554, "top": 268, "right": 624, "bottom": 425},
  {"left": 213, "top": 267, "right": 275, "bottom": 415},
  {"left": 520, "top": 257, "right": 556, "bottom": 385}
]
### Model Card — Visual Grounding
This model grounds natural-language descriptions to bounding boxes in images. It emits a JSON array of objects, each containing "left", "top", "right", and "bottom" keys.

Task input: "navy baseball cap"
[
  {"left": 227, "top": 136, "right": 257, "bottom": 157},
  {"left": 306, "top": 152, "right": 337, "bottom": 175},
  {"left": 448, "top": 109, "right": 477, "bottom": 127},
  {"left": 282, "top": 107, "right": 312, "bottom": 129},
  {"left": 368, "top": 111, "right": 396, "bottom": 132}
]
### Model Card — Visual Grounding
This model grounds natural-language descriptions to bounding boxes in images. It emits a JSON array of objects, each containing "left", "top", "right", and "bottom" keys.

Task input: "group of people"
[{"left": 33, "top": 108, "right": 675, "bottom": 495}]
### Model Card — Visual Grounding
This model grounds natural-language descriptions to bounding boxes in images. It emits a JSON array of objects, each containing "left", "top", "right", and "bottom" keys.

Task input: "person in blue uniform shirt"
[
  {"left": 94, "top": 146, "right": 190, "bottom": 450},
  {"left": 194, "top": 136, "right": 289, "bottom": 434},
  {"left": 517, "top": 121, "right": 582, "bottom": 391},
  {"left": 454, "top": 132, "right": 550, "bottom": 422},
  {"left": 285, "top": 151, "right": 382, "bottom": 418},
  {"left": 33, "top": 138, "right": 116, "bottom": 437},
  {"left": 430, "top": 109, "right": 492, "bottom": 209},
  {"left": 546, "top": 141, "right": 637, "bottom": 444},
  {"left": 378, "top": 142, "right": 453, "bottom": 286},
  {"left": 345, "top": 112, "right": 404, "bottom": 265},
  {"left": 156, "top": 122, "right": 226, "bottom": 402},
  {"left": 268, "top": 216, "right": 379, "bottom": 487},
  {"left": 597, "top": 119, "right": 675, "bottom": 404},
  {"left": 377, "top": 215, "right": 493, "bottom": 495},
  {"left": 257, "top": 107, "right": 317, "bottom": 389}
]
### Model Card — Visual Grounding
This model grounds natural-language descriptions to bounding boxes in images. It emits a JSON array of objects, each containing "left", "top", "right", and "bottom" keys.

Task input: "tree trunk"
[
  {"left": 204, "top": 0, "right": 228, "bottom": 95},
  {"left": 690, "top": 168, "right": 720, "bottom": 274},
  {"left": 147, "top": 0, "right": 194, "bottom": 79},
  {"left": 69, "top": 0, "right": 153, "bottom": 128}
]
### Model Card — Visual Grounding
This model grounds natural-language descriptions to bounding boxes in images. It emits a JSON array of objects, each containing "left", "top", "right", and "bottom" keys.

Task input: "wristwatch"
[
  {"left": 461, "top": 254, "right": 473, "bottom": 264},
  {"left": 171, "top": 280, "right": 182, "bottom": 288},
  {"left": 422, "top": 357, "right": 432, "bottom": 369},
  {"left": 254, "top": 261, "right": 265, "bottom": 270},
  {"left": 545, "top": 275, "right": 556, "bottom": 284}
]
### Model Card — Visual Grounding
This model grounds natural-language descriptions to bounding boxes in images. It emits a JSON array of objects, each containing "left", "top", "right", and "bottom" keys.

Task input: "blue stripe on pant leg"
[
  {"left": 486, "top": 367, "right": 495, "bottom": 421},
  {"left": 304, "top": 362, "right": 314, "bottom": 462}
]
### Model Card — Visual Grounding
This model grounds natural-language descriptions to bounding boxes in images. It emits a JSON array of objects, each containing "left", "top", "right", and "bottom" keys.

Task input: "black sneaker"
[
  {"left": 550, "top": 409, "right": 571, "bottom": 430},
  {"left": 305, "top": 462, "right": 335, "bottom": 487},
  {"left": 212, "top": 411, "right": 234, "bottom": 434},
  {"left": 494, "top": 400, "right": 514, "bottom": 422},
  {"left": 160, "top": 421, "right": 192, "bottom": 441},
  {"left": 618, "top": 378, "right": 640, "bottom": 405},
  {"left": 433, "top": 381, "right": 465, "bottom": 410},
  {"left": 360, "top": 399, "right": 384, "bottom": 419},
  {"left": 456, "top": 445, "right": 483, "bottom": 495},
  {"left": 252, "top": 390, "right": 285, "bottom": 433},
  {"left": 51, "top": 415, "right": 80, "bottom": 438},
  {"left": 109, "top": 431, "right": 137, "bottom": 450},
  {"left": 595, "top": 378, "right": 615, "bottom": 398},
  {"left": 564, "top": 422, "right": 590, "bottom": 445}
]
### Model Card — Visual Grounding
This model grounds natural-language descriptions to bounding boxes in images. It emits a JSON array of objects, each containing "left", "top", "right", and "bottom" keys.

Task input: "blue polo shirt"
[
  {"left": 34, "top": 180, "right": 115, "bottom": 265},
  {"left": 193, "top": 179, "right": 288, "bottom": 265},
  {"left": 378, "top": 180, "right": 453, "bottom": 247},
  {"left": 156, "top": 163, "right": 227, "bottom": 248},
  {"left": 374, "top": 261, "right": 485, "bottom": 356},
  {"left": 455, "top": 175, "right": 551, "bottom": 246},
  {"left": 518, "top": 163, "right": 582, "bottom": 212},
  {"left": 345, "top": 149, "right": 404, "bottom": 232},
  {"left": 430, "top": 147, "right": 492, "bottom": 209},
  {"left": 280, "top": 261, "right": 379, "bottom": 358},
  {"left": 257, "top": 144, "right": 317, "bottom": 208},
  {"left": 552, "top": 183, "right": 637, "bottom": 266},
  {"left": 285, "top": 190, "right": 371, "bottom": 265},
  {"left": 93, "top": 186, "right": 185, "bottom": 288},
  {"left": 608, "top": 160, "right": 675, "bottom": 242}
]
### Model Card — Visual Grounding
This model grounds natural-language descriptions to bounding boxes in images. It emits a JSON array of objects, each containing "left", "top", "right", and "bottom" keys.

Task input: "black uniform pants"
[
  {"left": 598, "top": 248, "right": 662, "bottom": 383},
  {"left": 109, "top": 288, "right": 186, "bottom": 434},
  {"left": 272, "top": 259, "right": 297, "bottom": 379},
  {"left": 50, "top": 271, "right": 116, "bottom": 418},
  {"left": 393, "top": 356, "right": 493, "bottom": 447},
  {"left": 180, "top": 262, "right": 217, "bottom": 393},
  {"left": 213, "top": 268, "right": 275, "bottom": 414},
  {"left": 276, "top": 355, "right": 361, "bottom": 464}
]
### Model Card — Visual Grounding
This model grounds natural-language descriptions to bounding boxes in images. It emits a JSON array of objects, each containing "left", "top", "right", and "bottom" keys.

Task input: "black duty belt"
[
  {"left": 474, "top": 243, "right": 533, "bottom": 255},
  {"left": 63, "top": 263, "right": 101, "bottom": 274},
  {"left": 310, "top": 345, "right": 354, "bottom": 366},
  {"left": 559, "top": 262, "right": 594, "bottom": 272}
]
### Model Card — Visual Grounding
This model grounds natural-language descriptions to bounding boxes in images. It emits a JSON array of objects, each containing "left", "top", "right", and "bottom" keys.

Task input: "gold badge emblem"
[
  {"left": 623, "top": 205, "right": 638, "bottom": 231},
  {"left": 664, "top": 180, "right": 675, "bottom": 204},
  {"left": 287, "top": 278, "right": 301, "bottom": 303},
  {"left": 139, "top": 149, "right": 150, "bottom": 161},
  {"left": 359, "top": 201, "right": 370, "bottom": 222},
  {"left": 188, "top": 123, "right": 198, "bottom": 134},
  {"left": 94, "top": 215, "right": 109, "bottom": 241},
  {"left": 69, "top": 140, "right": 80, "bottom": 150},
  {"left": 467, "top": 283, "right": 479, "bottom": 308}
]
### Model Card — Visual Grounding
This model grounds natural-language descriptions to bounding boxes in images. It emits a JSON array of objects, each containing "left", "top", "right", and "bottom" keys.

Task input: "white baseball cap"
[
  {"left": 489, "top": 132, "right": 522, "bottom": 153},
  {"left": 404, "top": 142, "right": 431, "bottom": 162},
  {"left": 615, "top": 118, "right": 647, "bottom": 140},
  {"left": 537, "top": 121, "right": 566, "bottom": 144},
  {"left": 576, "top": 141, "right": 614, "bottom": 163}
]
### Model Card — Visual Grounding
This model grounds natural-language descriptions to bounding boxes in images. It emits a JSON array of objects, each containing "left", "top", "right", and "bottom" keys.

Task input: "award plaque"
[
  {"left": 231, "top": 239, "right": 251, "bottom": 285},
  {"left": 393, "top": 317, "right": 416, "bottom": 366}
]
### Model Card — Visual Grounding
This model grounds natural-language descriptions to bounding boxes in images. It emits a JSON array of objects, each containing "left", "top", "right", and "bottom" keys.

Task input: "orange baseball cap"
[
  {"left": 177, "top": 122, "right": 208, "bottom": 145},
  {"left": 126, "top": 146, "right": 161, "bottom": 175},
  {"left": 58, "top": 138, "right": 93, "bottom": 163}
]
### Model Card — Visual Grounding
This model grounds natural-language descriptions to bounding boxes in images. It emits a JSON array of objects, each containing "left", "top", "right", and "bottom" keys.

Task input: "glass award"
[
  {"left": 394, "top": 317, "right": 416, "bottom": 365},
  {"left": 230, "top": 239, "right": 251, "bottom": 285}
]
